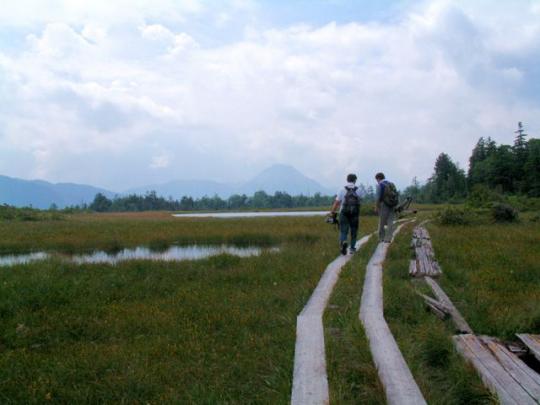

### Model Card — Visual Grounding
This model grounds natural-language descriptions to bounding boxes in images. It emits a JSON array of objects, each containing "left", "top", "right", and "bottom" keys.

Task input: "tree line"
[
  {"left": 87, "top": 190, "right": 342, "bottom": 212},
  {"left": 404, "top": 122, "right": 539, "bottom": 203},
  {"left": 62, "top": 121, "right": 540, "bottom": 213}
]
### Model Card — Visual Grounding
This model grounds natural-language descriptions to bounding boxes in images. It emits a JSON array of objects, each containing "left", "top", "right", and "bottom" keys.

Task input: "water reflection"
[{"left": 0, "top": 245, "right": 279, "bottom": 267}]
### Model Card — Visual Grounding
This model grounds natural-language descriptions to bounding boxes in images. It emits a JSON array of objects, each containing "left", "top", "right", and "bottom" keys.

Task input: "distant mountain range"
[{"left": 0, "top": 165, "right": 334, "bottom": 209}]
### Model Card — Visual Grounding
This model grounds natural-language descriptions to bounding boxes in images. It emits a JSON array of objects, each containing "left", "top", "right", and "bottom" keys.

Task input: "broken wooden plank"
[
  {"left": 517, "top": 334, "right": 540, "bottom": 363},
  {"left": 424, "top": 276, "right": 473, "bottom": 334},
  {"left": 360, "top": 221, "right": 427, "bottom": 405},
  {"left": 454, "top": 334, "right": 537, "bottom": 404},
  {"left": 426, "top": 301, "right": 447, "bottom": 320},
  {"left": 415, "top": 292, "right": 451, "bottom": 314},
  {"left": 480, "top": 336, "right": 540, "bottom": 401}
]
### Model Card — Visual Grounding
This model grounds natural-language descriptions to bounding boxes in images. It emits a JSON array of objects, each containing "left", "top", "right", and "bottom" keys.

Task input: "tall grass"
[
  {"left": 0, "top": 212, "right": 347, "bottom": 402},
  {"left": 427, "top": 220, "right": 540, "bottom": 340},
  {"left": 325, "top": 220, "right": 493, "bottom": 404}
]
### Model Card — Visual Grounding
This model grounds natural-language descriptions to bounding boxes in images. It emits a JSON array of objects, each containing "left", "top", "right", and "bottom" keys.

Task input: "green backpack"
[{"left": 382, "top": 181, "right": 399, "bottom": 208}]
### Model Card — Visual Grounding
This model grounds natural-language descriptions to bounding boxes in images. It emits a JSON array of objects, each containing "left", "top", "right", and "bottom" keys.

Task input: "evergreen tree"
[
  {"left": 525, "top": 139, "right": 540, "bottom": 197},
  {"left": 426, "top": 153, "right": 467, "bottom": 202},
  {"left": 513, "top": 121, "right": 529, "bottom": 192}
]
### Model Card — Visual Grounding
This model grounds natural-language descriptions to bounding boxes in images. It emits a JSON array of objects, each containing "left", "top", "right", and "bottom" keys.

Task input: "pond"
[
  {"left": 0, "top": 245, "right": 279, "bottom": 267},
  {"left": 172, "top": 211, "right": 327, "bottom": 218}
]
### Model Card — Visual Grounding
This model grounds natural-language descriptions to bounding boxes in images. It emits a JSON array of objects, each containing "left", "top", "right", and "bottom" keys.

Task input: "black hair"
[
  {"left": 347, "top": 173, "right": 357, "bottom": 183},
  {"left": 375, "top": 172, "right": 385, "bottom": 180}
]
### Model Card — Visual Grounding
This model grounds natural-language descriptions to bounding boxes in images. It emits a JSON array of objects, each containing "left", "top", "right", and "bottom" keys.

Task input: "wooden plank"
[
  {"left": 454, "top": 334, "right": 537, "bottom": 404},
  {"left": 409, "top": 260, "right": 417, "bottom": 276},
  {"left": 291, "top": 234, "right": 373, "bottom": 404},
  {"left": 517, "top": 334, "right": 540, "bottom": 363},
  {"left": 424, "top": 276, "right": 473, "bottom": 334},
  {"left": 360, "top": 221, "right": 427, "bottom": 405},
  {"left": 426, "top": 301, "right": 447, "bottom": 320},
  {"left": 415, "top": 292, "right": 451, "bottom": 314},
  {"left": 480, "top": 336, "right": 540, "bottom": 400}
]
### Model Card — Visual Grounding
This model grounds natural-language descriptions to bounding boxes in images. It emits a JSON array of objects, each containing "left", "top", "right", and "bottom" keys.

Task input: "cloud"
[{"left": 0, "top": 0, "right": 539, "bottom": 190}]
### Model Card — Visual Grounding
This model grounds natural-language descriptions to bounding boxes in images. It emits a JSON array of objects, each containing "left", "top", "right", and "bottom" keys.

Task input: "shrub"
[
  {"left": 467, "top": 184, "right": 503, "bottom": 208},
  {"left": 491, "top": 203, "right": 519, "bottom": 223},
  {"left": 434, "top": 207, "right": 474, "bottom": 225}
]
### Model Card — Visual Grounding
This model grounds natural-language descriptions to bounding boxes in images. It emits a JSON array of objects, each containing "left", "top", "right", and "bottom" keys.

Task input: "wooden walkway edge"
[
  {"left": 291, "top": 234, "right": 373, "bottom": 405},
  {"left": 359, "top": 221, "right": 427, "bottom": 405}
]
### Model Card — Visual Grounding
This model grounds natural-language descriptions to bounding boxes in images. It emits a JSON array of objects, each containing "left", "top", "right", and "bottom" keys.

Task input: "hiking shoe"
[
  {"left": 340, "top": 241, "right": 348, "bottom": 255},
  {"left": 349, "top": 247, "right": 356, "bottom": 254}
]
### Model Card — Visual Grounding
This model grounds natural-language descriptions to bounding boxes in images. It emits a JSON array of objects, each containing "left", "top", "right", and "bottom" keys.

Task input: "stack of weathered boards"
[
  {"left": 410, "top": 225, "right": 540, "bottom": 405},
  {"left": 409, "top": 226, "right": 442, "bottom": 277}
]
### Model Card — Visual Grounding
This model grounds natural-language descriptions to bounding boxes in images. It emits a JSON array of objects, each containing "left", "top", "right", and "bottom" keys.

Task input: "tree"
[
  {"left": 90, "top": 193, "right": 112, "bottom": 212},
  {"left": 525, "top": 139, "right": 540, "bottom": 197},
  {"left": 426, "top": 153, "right": 467, "bottom": 202}
]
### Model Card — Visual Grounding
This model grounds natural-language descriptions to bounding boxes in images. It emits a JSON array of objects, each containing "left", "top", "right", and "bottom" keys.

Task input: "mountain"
[
  {"left": 0, "top": 175, "right": 115, "bottom": 209},
  {"left": 125, "top": 164, "right": 333, "bottom": 198},
  {"left": 1, "top": 165, "right": 333, "bottom": 208},
  {"left": 236, "top": 164, "right": 333, "bottom": 196}
]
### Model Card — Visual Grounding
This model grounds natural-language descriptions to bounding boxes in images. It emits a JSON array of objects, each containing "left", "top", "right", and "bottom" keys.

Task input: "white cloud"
[
  {"left": 0, "top": 0, "right": 539, "bottom": 190},
  {"left": 150, "top": 153, "right": 172, "bottom": 169}
]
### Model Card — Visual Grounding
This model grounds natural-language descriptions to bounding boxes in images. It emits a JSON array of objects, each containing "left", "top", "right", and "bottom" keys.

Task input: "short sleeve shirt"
[{"left": 335, "top": 183, "right": 364, "bottom": 209}]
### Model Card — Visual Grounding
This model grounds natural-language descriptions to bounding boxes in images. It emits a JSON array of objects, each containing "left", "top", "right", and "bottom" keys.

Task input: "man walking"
[
  {"left": 374, "top": 172, "right": 399, "bottom": 243},
  {"left": 330, "top": 174, "right": 363, "bottom": 255}
]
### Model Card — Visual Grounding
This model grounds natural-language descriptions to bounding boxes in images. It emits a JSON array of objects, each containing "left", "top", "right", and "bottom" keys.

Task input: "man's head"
[
  {"left": 375, "top": 172, "right": 385, "bottom": 183},
  {"left": 347, "top": 173, "right": 357, "bottom": 183}
]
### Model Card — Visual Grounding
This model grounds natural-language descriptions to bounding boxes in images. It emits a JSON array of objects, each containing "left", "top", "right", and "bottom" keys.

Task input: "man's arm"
[{"left": 331, "top": 199, "right": 341, "bottom": 214}]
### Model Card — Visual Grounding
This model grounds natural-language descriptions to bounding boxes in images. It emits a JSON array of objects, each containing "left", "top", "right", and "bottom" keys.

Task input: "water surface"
[
  {"left": 0, "top": 245, "right": 278, "bottom": 267},
  {"left": 173, "top": 211, "right": 327, "bottom": 218}
]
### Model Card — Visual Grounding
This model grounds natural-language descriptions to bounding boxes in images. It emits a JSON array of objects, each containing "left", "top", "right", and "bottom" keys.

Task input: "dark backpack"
[
  {"left": 382, "top": 181, "right": 399, "bottom": 208},
  {"left": 342, "top": 186, "right": 360, "bottom": 215}
]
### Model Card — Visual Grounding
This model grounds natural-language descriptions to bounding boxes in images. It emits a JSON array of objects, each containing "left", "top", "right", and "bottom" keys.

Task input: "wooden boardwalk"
[
  {"left": 359, "top": 221, "right": 427, "bottom": 405},
  {"left": 454, "top": 334, "right": 540, "bottom": 404},
  {"left": 291, "top": 234, "right": 373, "bottom": 405}
]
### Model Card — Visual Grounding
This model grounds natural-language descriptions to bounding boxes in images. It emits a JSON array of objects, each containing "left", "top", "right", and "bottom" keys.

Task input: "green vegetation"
[
  {"left": 0, "top": 204, "right": 64, "bottom": 222},
  {"left": 427, "top": 219, "right": 540, "bottom": 340},
  {"left": 326, "top": 220, "right": 494, "bottom": 404},
  {"left": 403, "top": 122, "right": 540, "bottom": 203},
  {"left": 87, "top": 190, "right": 338, "bottom": 212},
  {"left": 0, "top": 212, "right": 343, "bottom": 402},
  {"left": 0, "top": 206, "right": 538, "bottom": 403}
]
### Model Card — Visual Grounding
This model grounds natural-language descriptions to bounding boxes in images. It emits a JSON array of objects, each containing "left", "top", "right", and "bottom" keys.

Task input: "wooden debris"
[
  {"left": 424, "top": 276, "right": 473, "bottom": 334},
  {"left": 454, "top": 334, "right": 539, "bottom": 404},
  {"left": 517, "top": 334, "right": 540, "bottom": 363},
  {"left": 414, "top": 291, "right": 451, "bottom": 320},
  {"left": 409, "top": 226, "right": 442, "bottom": 277}
]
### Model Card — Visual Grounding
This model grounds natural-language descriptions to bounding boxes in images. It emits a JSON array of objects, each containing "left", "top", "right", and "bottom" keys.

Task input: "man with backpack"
[
  {"left": 374, "top": 172, "right": 399, "bottom": 243},
  {"left": 329, "top": 173, "right": 363, "bottom": 255}
]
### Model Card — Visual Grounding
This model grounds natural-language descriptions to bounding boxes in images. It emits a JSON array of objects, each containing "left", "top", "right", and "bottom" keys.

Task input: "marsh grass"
[
  {"left": 326, "top": 220, "right": 492, "bottom": 404},
  {"left": 0, "top": 212, "right": 322, "bottom": 254},
  {"left": 382, "top": 225, "right": 494, "bottom": 404},
  {"left": 0, "top": 212, "right": 348, "bottom": 403},
  {"left": 427, "top": 220, "right": 540, "bottom": 340}
]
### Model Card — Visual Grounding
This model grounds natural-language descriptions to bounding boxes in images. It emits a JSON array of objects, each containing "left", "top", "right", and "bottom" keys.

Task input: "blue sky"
[{"left": 1, "top": 0, "right": 539, "bottom": 191}]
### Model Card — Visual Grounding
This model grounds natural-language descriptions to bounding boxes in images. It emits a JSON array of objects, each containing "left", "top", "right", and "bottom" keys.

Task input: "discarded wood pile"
[
  {"left": 454, "top": 334, "right": 540, "bottom": 404},
  {"left": 409, "top": 226, "right": 442, "bottom": 277}
]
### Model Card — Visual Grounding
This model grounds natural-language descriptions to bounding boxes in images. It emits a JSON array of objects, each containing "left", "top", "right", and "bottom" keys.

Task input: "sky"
[{"left": 1, "top": 0, "right": 539, "bottom": 191}]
